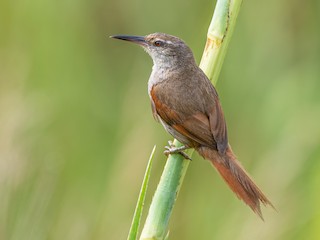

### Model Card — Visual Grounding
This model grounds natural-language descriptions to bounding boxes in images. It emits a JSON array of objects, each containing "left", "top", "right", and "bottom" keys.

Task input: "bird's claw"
[{"left": 164, "top": 141, "right": 192, "bottom": 160}]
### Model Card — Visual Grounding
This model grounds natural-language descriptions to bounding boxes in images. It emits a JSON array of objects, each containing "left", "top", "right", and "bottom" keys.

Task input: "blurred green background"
[{"left": 1, "top": 0, "right": 320, "bottom": 239}]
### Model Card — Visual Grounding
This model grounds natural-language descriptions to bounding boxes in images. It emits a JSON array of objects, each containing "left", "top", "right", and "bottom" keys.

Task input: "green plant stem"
[
  {"left": 139, "top": 0, "right": 243, "bottom": 239},
  {"left": 127, "top": 146, "right": 156, "bottom": 240}
]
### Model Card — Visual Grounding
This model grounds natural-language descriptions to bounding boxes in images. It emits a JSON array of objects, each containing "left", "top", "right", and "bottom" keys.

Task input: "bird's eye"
[{"left": 154, "top": 40, "right": 163, "bottom": 47}]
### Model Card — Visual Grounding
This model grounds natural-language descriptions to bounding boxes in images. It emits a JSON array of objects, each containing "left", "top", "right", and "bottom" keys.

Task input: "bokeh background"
[{"left": 1, "top": 0, "right": 320, "bottom": 239}]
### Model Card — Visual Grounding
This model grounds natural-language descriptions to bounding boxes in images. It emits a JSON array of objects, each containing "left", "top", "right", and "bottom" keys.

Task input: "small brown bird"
[{"left": 111, "top": 33, "right": 273, "bottom": 218}]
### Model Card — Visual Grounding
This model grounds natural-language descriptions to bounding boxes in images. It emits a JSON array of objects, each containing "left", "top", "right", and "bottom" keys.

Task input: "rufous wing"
[
  {"left": 207, "top": 94, "right": 228, "bottom": 154},
  {"left": 150, "top": 84, "right": 225, "bottom": 149}
]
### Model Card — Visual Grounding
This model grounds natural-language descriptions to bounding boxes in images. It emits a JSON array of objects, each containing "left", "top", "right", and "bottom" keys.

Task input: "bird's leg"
[{"left": 164, "top": 141, "right": 192, "bottom": 160}]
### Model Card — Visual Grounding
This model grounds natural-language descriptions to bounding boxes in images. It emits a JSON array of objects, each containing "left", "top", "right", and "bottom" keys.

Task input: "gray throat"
[
  {"left": 148, "top": 60, "right": 176, "bottom": 95},
  {"left": 147, "top": 57, "right": 196, "bottom": 95}
]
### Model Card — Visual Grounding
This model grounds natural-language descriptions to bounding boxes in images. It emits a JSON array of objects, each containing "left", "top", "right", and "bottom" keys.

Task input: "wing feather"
[{"left": 150, "top": 78, "right": 228, "bottom": 153}]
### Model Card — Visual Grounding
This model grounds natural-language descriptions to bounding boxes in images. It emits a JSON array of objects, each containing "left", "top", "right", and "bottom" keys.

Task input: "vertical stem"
[
  {"left": 127, "top": 146, "right": 156, "bottom": 240},
  {"left": 139, "top": 142, "right": 190, "bottom": 240},
  {"left": 140, "top": 0, "right": 243, "bottom": 239},
  {"left": 200, "top": 0, "right": 242, "bottom": 83}
]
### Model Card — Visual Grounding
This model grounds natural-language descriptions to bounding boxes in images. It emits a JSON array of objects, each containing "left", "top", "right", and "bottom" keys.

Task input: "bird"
[{"left": 111, "top": 32, "right": 273, "bottom": 218}]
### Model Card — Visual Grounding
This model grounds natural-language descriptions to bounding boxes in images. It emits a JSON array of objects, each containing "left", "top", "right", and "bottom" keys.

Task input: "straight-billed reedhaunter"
[{"left": 111, "top": 33, "right": 273, "bottom": 218}]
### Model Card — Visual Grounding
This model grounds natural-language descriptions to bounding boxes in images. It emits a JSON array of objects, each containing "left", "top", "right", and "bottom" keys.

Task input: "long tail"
[{"left": 197, "top": 145, "right": 273, "bottom": 219}]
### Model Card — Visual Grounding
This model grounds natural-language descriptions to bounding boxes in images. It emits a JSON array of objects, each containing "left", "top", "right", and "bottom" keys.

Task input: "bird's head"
[{"left": 111, "top": 32, "right": 195, "bottom": 67}]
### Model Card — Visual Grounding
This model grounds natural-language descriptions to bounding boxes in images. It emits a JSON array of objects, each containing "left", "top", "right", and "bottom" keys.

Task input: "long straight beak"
[{"left": 110, "top": 35, "right": 147, "bottom": 46}]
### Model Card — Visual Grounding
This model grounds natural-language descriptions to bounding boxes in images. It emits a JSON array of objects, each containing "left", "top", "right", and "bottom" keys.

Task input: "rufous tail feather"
[{"left": 197, "top": 145, "right": 274, "bottom": 219}]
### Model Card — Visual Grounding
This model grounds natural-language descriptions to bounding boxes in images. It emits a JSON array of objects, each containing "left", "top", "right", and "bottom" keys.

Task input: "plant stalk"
[{"left": 140, "top": 0, "right": 243, "bottom": 239}]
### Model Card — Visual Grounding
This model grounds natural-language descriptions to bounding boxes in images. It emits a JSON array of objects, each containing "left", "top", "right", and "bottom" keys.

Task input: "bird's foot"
[{"left": 164, "top": 141, "right": 192, "bottom": 160}]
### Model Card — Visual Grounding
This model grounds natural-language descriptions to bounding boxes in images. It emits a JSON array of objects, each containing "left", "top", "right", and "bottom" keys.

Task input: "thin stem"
[
  {"left": 127, "top": 146, "right": 156, "bottom": 240},
  {"left": 139, "top": 0, "right": 243, "bottom": 239}
]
